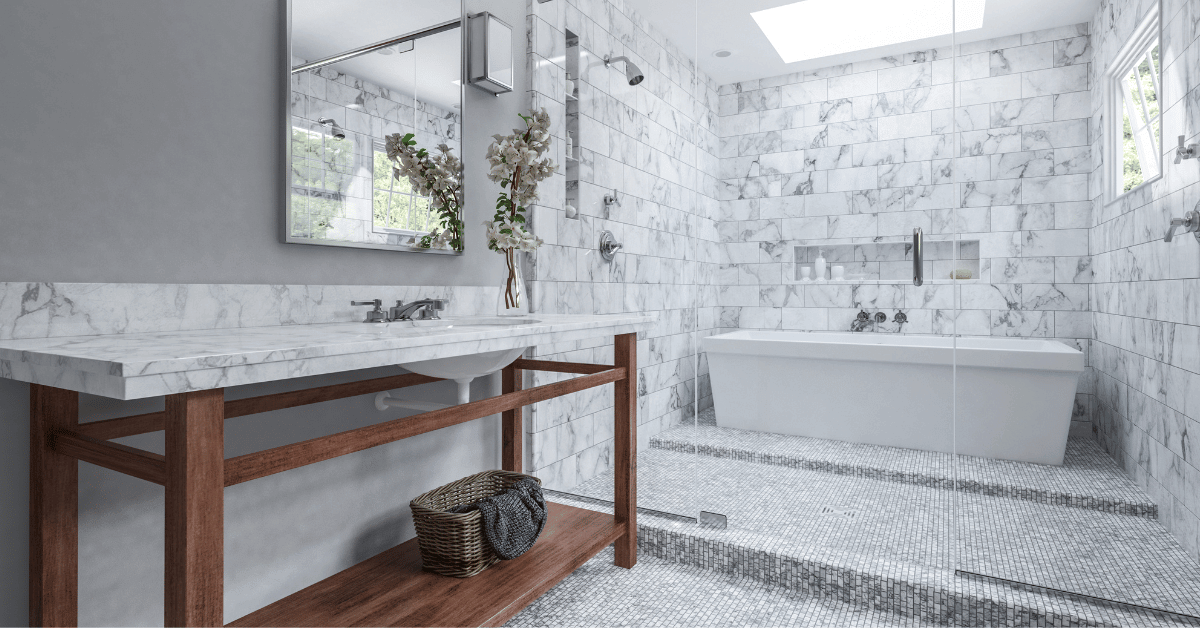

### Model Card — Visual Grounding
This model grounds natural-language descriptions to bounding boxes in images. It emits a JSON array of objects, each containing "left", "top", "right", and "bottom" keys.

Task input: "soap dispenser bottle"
[{"left": 814, "top": 249, "right": 827, "bottom": 282}]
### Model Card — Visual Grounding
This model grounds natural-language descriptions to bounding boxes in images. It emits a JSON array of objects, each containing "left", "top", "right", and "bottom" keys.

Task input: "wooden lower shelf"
[{"left": 228, "top": 502, "right": 624, "bottom": 627}]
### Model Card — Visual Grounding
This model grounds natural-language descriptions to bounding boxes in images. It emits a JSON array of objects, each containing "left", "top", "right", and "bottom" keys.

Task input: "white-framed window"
[
  {"left": 1105, "top": 3, "right": 1162, "bottom": 202},
  {"left": 372, "top": 141, "right": 435, "bottom": 234}
]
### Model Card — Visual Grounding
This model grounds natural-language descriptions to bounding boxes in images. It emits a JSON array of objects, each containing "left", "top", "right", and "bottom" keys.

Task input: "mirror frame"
[{"left": 282, "top": 0, "right": 466, "bottom": 255}]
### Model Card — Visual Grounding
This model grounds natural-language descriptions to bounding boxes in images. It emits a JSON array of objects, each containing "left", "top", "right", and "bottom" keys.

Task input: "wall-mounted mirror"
[{"left": 286, "top": 0, "right": 464, "bottom": 254}]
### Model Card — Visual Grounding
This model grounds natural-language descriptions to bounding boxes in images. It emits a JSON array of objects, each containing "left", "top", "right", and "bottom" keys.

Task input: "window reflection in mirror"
[{"left": 286, "top": 0, "right": 463, "bottom": 253}]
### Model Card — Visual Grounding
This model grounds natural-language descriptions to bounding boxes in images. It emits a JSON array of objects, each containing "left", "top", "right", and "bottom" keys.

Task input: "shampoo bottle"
[{"left": 814, "top": 249, "right": 827, "bottom": 281}]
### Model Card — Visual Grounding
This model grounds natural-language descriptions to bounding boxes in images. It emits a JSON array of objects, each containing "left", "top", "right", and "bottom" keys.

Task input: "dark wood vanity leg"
[
  {"left": 164, "top": 389, "right": 224, "bottom": 627},
  {"left": 501, "top": 362, "right": 523, "bottom": 473},
  {"left": 613, "top": 333, "right": 637, "bottom": 568},
  {"left": 30, "top": 384, "right": 79, "bottom": 627}
]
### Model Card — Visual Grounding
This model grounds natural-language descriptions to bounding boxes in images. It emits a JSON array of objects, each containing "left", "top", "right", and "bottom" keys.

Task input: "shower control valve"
[
  {"left": 1175, "top": 135, "right": 1199, "bottom": 164},
  {"left": 873, "top": 311, "right": 888, "bottom": 324},
  {"left": 855, "top": 310, "right": 870, "bottom": 322},
  {"left": 894, "top": 310, "right": 908, "bottom": 325}
]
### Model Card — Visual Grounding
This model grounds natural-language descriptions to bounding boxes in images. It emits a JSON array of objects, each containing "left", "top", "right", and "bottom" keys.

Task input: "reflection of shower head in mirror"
[
  {"left": 317, "top": 117, "right": 346, "bottom": 140},
  {"left": 604, "top": 55, "right": 645, "bottom": 86}
]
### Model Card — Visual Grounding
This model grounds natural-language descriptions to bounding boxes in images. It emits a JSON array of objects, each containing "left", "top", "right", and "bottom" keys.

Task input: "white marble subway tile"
[
  {"left": 781, "top": 81, "right": 828, "bottom": 107},
  {"left": 991, "top": 204, "right": 1056, "bottom": 231},
  {"left": 1022, "top": 23, "right": 1088, "bottom": 46},
  {"left": 1055, "top": 256, "right": 1094, "bottom": 283},
  {"left": 990, "top": 43, "right": 1054, "bottom": 76},
  {"left": 992, "top": 150, "right": 1055, "bottom": 180},
  {"left": 931, "top": 156, "right": 987, "bottom": 184},
  {"left": 963, "top": 180, "right": 1023, "bottom": 207},
  {"left": 1024, "top": 228, "right": 1090, "bottom": 257},
  {"left": 782, "top": 217, "right": 830, "bottom": 240},
  {"left": 960, "top": 127, "right": 1024, "bottom": 156},
  {"left": 992, "top": 310, "right": 1054, "bottom": 337},
  {"left": 991, "top": 96, "right": 1054, "bottom": 127},
  {"left": 1053, "top": 91, "right": 1092, "bottom": 121},
  {"left": 878, "top": 112, "right": 933, "bottom": 140},
  {"left": 903, "top": 134, "right": 954, "bottom": 161},
  {"left": 878, "top": 210, "right": 932, "bottom": 236},
  {"left": 1022, "top": 120, "right": 1089, "bottom": 150},
  {"left": 1054, "top": 36, "right": 1093, "bottom": 67},
  {"left": 958, "top": 74, "right": 1024, "bottom": 106},
  {"left": 877, "top": 63, "right": 934, "bottom": 92},
  {"left": 1023, "top": 283, "right": 1090, "bottom": 311},
  {"left": 879, "top": 162, "right": 931, "bottom": 189},
  {"left": 1022, "top": 174, "right": 1090, "bottom": 203},
  {"left": 828, "top": 213, "right": 878, "bottom": 239},
  {"left": 933, "top": 309, "right": 992, "bottom": 336},
  {"left": 804, "top": 145, "right": 854, "bottom": 171},
  {"left": 960, "top": 283, "right": 1022, "bottom": 309},
  {"left": 853, "top": 139, "right": 906, "bottom": 166},
  {"left": 805, "top": 192, "right": 855, "bottom": 216},
  {"left": 781, "top": 307, "right": 829, "bottom": 331},
  {"left": 1054, "top": 146, "right": 1092, "bottom": 175},
  {"left": 759, "top": 196, "right": 806, "bottom": 219},
  {"left": 906, "top": 185, "right": 957, "bottom": 211},
  {"left": 738, "top": 88, "right": 781, "bottom": 113},
  {"left": 828, "top": 72, "right": 879, "bottom": 99},
  {"left": 932, "top": 206, "right": 991, "bottom": 234},
  {"left": 828, "top": 166, "right": 879, "bottom": 192},
  {"left": 992, "top": 256, "right": 1056, "bottom": 282},
  {"left": 1022, "top": 65, "right": 1090, "bottom": 98}
]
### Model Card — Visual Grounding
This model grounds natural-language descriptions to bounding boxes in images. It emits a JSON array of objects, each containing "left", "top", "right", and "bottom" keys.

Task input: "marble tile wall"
[
  {"left": 0, "top": 282, "right": 498, "bottom": 340},
  {"left": 1088, "top": 0, "right": 1200, "bottom": 561},
  {"left": 715, "top": 25, "right": 1097, "bottom": 427},
  {"left": 521, "top": 0, "right": 721, "bottom": 491},
  {"left": 289, "top": 57, "right": 460, "bottom": 245}
]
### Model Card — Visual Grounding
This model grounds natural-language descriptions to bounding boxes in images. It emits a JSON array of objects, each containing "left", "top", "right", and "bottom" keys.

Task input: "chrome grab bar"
[{"left": 912, "top": 228, "right": 924, "bottom": 287}]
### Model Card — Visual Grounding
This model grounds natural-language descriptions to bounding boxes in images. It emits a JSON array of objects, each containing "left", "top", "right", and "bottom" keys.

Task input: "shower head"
[
  {"left": 604, "top": 55, "right": 644, "bottom": 86},
  {"left": 317, "top": 117, "right": 346, "bottom": 140}
]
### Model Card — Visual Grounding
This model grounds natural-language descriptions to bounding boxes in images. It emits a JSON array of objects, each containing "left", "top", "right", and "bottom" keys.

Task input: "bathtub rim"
[{"left": 701, "top": 330, "right": 1085, "bottom": 373}]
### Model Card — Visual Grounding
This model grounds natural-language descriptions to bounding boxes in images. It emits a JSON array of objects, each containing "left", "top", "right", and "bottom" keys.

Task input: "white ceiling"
[
  {"left": 632, "top": 0, "right": 1101, "bottom": 86},
  {"left": 292, "top": 0, "right": 461, "bottom": 112}
]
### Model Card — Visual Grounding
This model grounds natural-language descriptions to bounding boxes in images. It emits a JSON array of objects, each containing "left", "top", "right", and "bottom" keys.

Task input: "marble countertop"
[{"left": 0, "top": 314, "right": 655, "bottom": 399}]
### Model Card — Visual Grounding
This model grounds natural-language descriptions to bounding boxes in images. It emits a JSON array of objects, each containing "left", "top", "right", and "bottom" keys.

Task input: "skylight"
[{"left": 752, "top": 0, "right": 986, "bottom": 64}]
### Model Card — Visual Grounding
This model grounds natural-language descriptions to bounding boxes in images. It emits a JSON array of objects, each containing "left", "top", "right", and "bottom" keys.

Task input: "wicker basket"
[{"left": 410, "top": 470, "right": 541, "bottom": 578}]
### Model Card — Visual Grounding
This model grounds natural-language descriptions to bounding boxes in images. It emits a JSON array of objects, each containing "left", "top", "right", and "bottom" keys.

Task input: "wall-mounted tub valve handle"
[
  {"left": 894, "top": 310, "right": 908, "bottom": 325},
  {"left": 352, "top": 299, "right": 389, "bottom": 323},
  {"left": 1175, "top": 135, "right": 1199, "bottom": 164},
  {"left": 604, "top": 189, "right": 622, "bottom": 208},
  {"left": 1165, "top": 210, "right": 1200, "bottom": 243},
  {"left": 599, "top": 230, "right": 623, "bottom": 261},
  {"left": 912, "top": 228, "right": 924, "bottom": 287}
]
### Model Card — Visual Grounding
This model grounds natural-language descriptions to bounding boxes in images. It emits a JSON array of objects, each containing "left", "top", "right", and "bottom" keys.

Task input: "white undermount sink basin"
[
  {"left": 358, "top": 317, "right": 540, "bottom": 408},
  {"left": 400, "top": 347, "right": 528, "bottom": 381}
]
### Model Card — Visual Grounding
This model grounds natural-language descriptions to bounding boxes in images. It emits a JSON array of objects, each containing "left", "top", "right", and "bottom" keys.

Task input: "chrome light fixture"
[{"left": 467, "top": 12, "right": 514, "bottom": 95}]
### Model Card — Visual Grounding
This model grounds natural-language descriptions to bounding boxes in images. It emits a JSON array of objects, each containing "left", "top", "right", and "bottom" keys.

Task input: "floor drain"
[{"left": 820, "top": 506, "right": 856, "bottom": 518}]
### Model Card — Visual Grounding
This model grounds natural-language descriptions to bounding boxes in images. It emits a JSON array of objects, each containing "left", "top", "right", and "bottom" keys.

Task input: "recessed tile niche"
[{"left": 789, "top": 239, "right": 980, "bottom": 284}]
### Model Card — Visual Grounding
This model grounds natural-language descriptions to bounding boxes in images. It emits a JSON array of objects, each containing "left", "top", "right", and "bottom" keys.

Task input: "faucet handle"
[
  {"left": 856, "top": 310, "right": 870, "bottom": 322},
  {"left": 1165, "top": 210, "right": 1200, "bottom": 243},
  {"left": 352, "top": 300, "right": 389, "bottom": 323},
  {"left": 894, "top": 310, "right": 908, "bottom": 325}
]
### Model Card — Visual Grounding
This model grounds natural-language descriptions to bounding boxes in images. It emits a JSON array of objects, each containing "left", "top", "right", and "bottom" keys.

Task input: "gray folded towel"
[{"left": 448, "top": 478, "right": 547, "bottom": 560}]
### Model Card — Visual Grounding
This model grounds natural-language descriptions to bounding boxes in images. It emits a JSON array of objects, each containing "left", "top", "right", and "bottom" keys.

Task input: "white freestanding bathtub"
[{"left": 703, "top": 331, "right": 1085, "bottom": 465}]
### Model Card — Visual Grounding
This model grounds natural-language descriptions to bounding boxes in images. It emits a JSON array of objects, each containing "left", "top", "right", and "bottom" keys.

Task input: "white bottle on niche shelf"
[{"left": 814, "top": 250, "right": 827, "bottom": 282}]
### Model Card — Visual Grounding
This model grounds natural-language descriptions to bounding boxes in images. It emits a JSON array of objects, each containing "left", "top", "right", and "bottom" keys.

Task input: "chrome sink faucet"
[{"left": 390, "top": 298, "right": 449, "bottom": 321}]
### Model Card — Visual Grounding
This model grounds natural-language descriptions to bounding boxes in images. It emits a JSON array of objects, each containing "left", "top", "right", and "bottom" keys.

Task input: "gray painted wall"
[
  {"left": 0, "top": 0, "right": 521, "bottom": 287},
  {"left": 0, "top": 0, "right": 526, "bottom": 624}
]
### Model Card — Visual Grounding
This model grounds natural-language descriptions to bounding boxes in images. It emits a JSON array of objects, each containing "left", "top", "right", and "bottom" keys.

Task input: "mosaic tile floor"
[
  {"left": 506, "top": 546, "right": 929, "bottom": 628},
  {"left": 653, "top": 410, "right": 1156, "bottom": 517},
  {"left": 551, "top": 418, "right": 1200, "bottom": 625}
]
